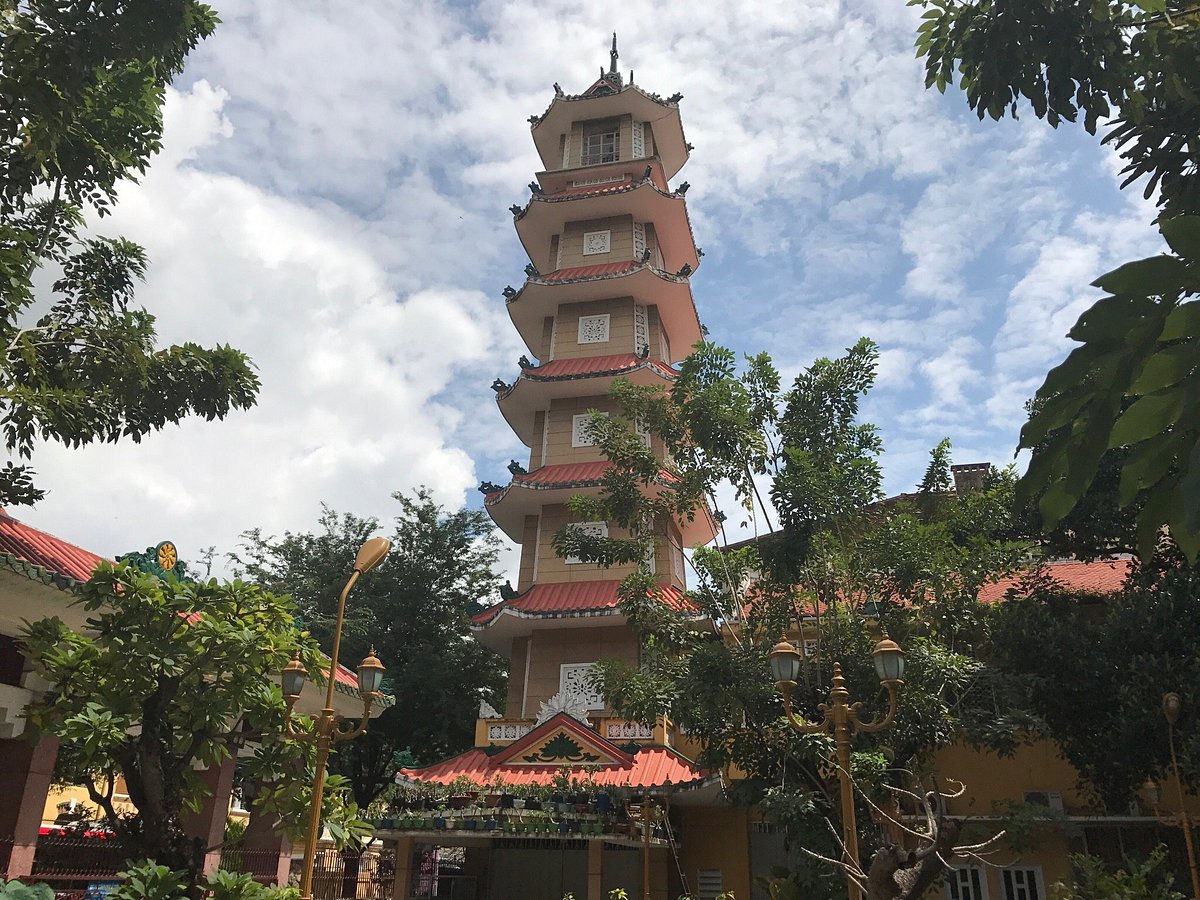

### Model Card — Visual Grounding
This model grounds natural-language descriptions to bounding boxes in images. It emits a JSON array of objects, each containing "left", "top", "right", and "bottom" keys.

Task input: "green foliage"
[
  {"left": 21, "top": 562, "right": 320, "bottom": 883},
  {"left": 110, "top": 861, "right": 187, "bottom": 900},
  {"left": 1017, "top": 215, "right": 1200, "bottom": 561},
  {"left": 232, "top": 488, "right": 507, "bottom": 808},
  {"left": 0, "top": 0, "right": 258, "bottom": 507},
  {"left": 909, "top": 0, "right": 1199, "bottom": 217},
  {"left": 573, "top": 341, "right": 1030, "bottom": 887},
  {"left": 1049, "top": 847, "right": 1186, "bottom": 900},
  {"left": 204, "top": 870, "right": 267, "bottom": 900},
  {"left": 0, "top": 879, "right": 55, "bottom": 900},
  {"left": 986, "top": 551, "right": 1200, "bottom": 807}
]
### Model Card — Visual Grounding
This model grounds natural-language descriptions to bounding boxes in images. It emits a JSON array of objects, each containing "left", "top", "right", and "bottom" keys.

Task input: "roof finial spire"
[{"left": 609, "top": 32, "right": 619, "bottom": 75}]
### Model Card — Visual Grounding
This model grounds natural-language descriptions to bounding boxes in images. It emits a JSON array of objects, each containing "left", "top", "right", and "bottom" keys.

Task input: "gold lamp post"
[
  {"left": 769, "top": 633, "right": 905, "bottom": 900},
  {"left": 1161, "top": 692, "right": 1200, "bottom": 900},
  {"left": 281, "top": 536, "right": 391, "bottom": 900}
]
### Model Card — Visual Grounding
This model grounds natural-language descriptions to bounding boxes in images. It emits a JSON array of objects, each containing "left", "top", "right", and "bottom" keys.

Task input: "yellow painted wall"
[
  {"left": 516, "top": 625, "right": 638, "bottom": 716},
  {"left": 677, "top": 806, "right": 751, "bottom": 900}
]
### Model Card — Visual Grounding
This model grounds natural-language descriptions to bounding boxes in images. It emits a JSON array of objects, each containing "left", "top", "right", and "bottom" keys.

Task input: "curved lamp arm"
[
  {"left": 331, "top": 694, "right": 378, "bottom": 744},
  {"left": 850, "top": 681, "right": 900, "bottom": 734},
  {"left": 781, "top": 686, "right": 834, "bottom": 735}
]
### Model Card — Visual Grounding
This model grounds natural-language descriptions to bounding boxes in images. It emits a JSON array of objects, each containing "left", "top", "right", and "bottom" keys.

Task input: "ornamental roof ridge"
[
  {"left": 528, "top": 82, "right": 681, "bottom": 127},
  {"left": 512, "top": 175, "right": 685, "bottom": 219},
  {"left": 495, "top": 355, "right": 678, "bottom": 401}
]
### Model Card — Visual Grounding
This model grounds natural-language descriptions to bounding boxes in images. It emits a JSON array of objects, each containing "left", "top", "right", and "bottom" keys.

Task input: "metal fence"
[{"left": 1, "top": 836, "right": 397, "bottom": 899}]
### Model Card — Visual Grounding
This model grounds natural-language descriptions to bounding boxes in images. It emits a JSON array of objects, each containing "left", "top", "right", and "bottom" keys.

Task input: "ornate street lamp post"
[
  {"left": 1162, "top": 692, "right": 1200, "bottom": 900},
  {"left": 769, "top": 634, "right": 905, "bottom": 900},
  {"left": 281, "top": 537, "right": 391, "bottom": 900}
]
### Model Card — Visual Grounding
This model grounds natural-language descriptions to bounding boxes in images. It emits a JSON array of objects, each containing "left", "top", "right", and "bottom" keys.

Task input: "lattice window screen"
[
  {"left": 633, "top": 222, "right": 646, "bottom": 260},
  {"left": 633, "top": 304, "right": 649, "bottom": 355},
  {"left": 565, "top": 521, "right": 608, "bottom": 564},
  {"left": 572, "top": 412, "right": 608, "bottom": 447},
  {"left": 632, "top": 122, "right": 645, "bottom": 158},
  {"left": 945, "top": 867, "right": 987, "bottom": 900},
  {"left": 578, "top": 314, "right": 610, "bottom": 344},
  {"left": 560, "top": 663, "right": 603, "bottom": 709},
  {"left": 1001, "top": 868, "right": 1042, "bottom": 900}
]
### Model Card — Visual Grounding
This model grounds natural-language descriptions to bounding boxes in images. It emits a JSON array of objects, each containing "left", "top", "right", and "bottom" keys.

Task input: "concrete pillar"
[
  {"left": 242, "top": 810, "right": 294, "bottom": 886},
  {"left": 182, "top": 755, "right": 237, "bottom": 876},
  {"left": 0, "top": 734, "right": 58, "bottom": 878},
  {"left": 587, "top": 838, "right": 604, "bottom": 900},
  {"left": 390, "top": 836, "right": 413, "bottom": 900}
]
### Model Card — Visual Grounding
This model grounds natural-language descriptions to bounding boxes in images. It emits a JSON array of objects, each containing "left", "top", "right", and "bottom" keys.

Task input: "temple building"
[{"left": 393, "top": 38, "right": 745, "bottom": 900}]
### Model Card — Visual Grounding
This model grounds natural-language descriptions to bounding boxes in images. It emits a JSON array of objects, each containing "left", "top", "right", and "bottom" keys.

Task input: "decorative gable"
[{"left": 490, "top": 712, "right": 635, "bottom": 768}]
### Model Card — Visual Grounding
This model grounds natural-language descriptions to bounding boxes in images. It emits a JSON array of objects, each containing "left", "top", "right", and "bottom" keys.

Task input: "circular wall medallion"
[{"left": 156, "top": 541, "right": 178, "bottom": 571}]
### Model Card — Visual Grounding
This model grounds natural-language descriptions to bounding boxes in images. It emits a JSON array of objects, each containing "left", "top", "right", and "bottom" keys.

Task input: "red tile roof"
[
  {"left": 544, "top": 179, "right": 633, "bottom": 200},
  {"left": 521, "top": 354, "right": 677, "bottom": 379},
  {"left": 472, "top": 579, "right": 688, "bottom": 625},
  {"left": 400, "top": 745, "right": 705, "bottom": 788},
  {"left": 0, "top": 510, "right": 363, "bottom": 689},
  {"left": 540, "top": 261, "right": 641, "bottom": 283},
  {"left": 512, "top": 461, "right": 613, "bottom": 486},
  {"left": 0, "top": 508, "right": 104, "bottom": 583},
  {"left": 977, "top": 559, "right": 1132, "bottom": 603}
]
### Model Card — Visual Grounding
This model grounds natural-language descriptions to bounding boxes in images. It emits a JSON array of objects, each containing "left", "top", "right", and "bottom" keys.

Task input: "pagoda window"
[
  {"left": 581, "top": 120, "right": 620, "bottom": 166},
  {"left": 673, "top": 544, "right": 686, "bottom": 583},
  {"left": 631, "top": 121, "right": 645, "bottom": 159},
  {"left": 633, "top": 222, "right": 646, "bottom": 260},
  {"left": 559, "top": 663, "right": 604, "bottom": 710},
  {"left": 582, "top": 230, "right": 611, "bottom": 255},
  {"left": 578, "top": 313, "right": 610, "bottom": 344},
  {"left": 565, "top": 521, "right": 608, "bottom": 564},
  {"left": 572, "top": 412, "right": 608, "bottom": 447}
]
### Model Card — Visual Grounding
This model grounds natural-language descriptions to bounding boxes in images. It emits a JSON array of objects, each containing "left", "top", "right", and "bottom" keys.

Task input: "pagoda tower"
[
  {"left": 474, "top": 35, "right": 714, "bottom": 726},
  {"left": 397, "top": 39, "right": 741, "bottom": 900}
]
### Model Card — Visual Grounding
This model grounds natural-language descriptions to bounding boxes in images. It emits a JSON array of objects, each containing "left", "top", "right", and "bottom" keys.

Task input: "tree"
[
  {"left": 20, "top": 562, "right": 365, "bottom": 895},
  {"left": 232, "top": 489, "right": 508, "bottom": 809},
  {"left": 0, "top": 1, "right": 259, "bottom": 507},
  {"left": 987, "top": 545, "right": 1200, "bottom": 809},
  {"left": 906, "top": 0, "right": 1200, "bottom": 559},
  {"left": 557, "top": 341, "right": 1031, "bottom": 895}
]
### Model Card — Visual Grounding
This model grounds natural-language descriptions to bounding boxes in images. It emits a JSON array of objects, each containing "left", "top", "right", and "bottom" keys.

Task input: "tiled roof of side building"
[
  {"left": 399, "top": 745, "right": 706, "bottom": 788},
  {"left": 472, "top": 578, "right": 689, "bottom": 625},
  {"left": 977, "top": 558, "right": 1133, "bottom": 603},
  {"left": 0, "top": 510, "right": 367, "bottom": 695}
]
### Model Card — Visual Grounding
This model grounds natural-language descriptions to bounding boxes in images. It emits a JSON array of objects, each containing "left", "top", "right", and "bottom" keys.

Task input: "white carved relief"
[
  {"left": 582, "top": 230, "right": 611, "bottom": 256},
  {"left": 559, "top": 663, "right": 604, "bottom": 710},
  {"left": 633, "top": 223, "right": 646, "bottom": 261},
  {"left": 479, "top": 699, "right": 502, "bottom": 719},
  {"left": 633, "top": 304, "right": 649, "bottom": 354},
  {"left": 578, "top": 314, "right": 610, "bottom": 344},
  {"left": 565, "top": 522, "right": 607, "bottom": 564},
  {"left": 605, "top": 720, "right": 654, "bottom": 740},
  {"left": 487, "top": 723, "right": 533, "bottom": 742},
  {"left": 632, "top": 122, "right": 645, "bottom": 159},
  {"left": 572, "top": 412, "right": 608, "bottom": 447},
  {"left": 535, "top": 686, "right": 593, "bottom": 725}
]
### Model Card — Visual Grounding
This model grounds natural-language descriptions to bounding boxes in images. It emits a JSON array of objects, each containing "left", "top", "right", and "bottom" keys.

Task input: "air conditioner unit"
[{"left": 1024, "top": 790, "right": 1065, "bottom": 812}]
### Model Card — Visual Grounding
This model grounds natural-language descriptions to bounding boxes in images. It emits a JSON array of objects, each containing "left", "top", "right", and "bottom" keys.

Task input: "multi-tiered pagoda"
[{"left": 394, "top": 40, "right": 749, "bottom": 900}]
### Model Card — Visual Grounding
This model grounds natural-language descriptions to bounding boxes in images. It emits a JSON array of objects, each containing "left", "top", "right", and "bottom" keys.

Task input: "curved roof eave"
[
  {"left": 530, "top": 86, "right": 689, "bottom": 179},
  {"left": 506, "top": 264, "right": 702, "bottom": 358},
  {"left": 513, "top": 180, "right": 700, "bottom": 275}
]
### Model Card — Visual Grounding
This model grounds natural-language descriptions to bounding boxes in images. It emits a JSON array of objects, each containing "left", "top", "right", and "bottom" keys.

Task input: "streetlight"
[
  {"left": 1161, "top": 692, "right": 1200, "bottom": 900},
  {"left": 281, "top": 536, "right": 391, "bottom": 900},
  {"left": 769, "top": 633, "right": 905, "bottom": 900}
]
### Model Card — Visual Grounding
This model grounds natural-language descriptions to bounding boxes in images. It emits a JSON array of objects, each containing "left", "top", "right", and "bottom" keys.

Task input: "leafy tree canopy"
[
  {"left": 0, "top": 0, "right": 259, "bottom": 507},
  {"left": 21, "top": 563, "right": 366, "bottom": 894},
  {"left": 559, "top": 341, "right": 1034, "bottom": 893},
  {"left": 231, "top": 489, "right": 508, "bottom": 808},
  {"left": 906, "top": 0, "right": 1200, "bottom": 560}
]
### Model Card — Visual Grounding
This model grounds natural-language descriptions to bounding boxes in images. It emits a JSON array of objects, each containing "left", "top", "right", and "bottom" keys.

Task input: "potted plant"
[{"left": 448, "top": 776, "right": 478, "bottom": 810}]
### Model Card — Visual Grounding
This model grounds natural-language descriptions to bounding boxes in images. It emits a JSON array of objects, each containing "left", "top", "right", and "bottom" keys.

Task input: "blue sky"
[{"left": 17, "top": 0, "right": 1166, "bottom": 579}]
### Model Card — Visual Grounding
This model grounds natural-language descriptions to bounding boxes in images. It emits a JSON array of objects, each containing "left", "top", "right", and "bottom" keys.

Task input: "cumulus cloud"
[{"left": 12, "top": 0, "right": 1169, "bottom": 582}]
